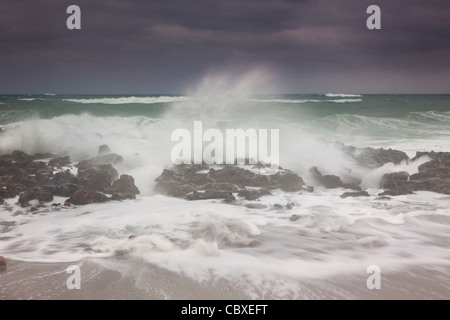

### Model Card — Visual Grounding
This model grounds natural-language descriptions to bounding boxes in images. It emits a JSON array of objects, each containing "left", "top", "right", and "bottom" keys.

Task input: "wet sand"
[{"left": 1, "top": 258, "right": 448, "bottom": 300}]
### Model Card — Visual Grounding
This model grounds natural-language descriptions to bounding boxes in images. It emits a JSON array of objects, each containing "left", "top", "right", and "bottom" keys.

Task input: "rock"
[
  {"left": 340, "top": 191, "right": 370, "bottom": 198},
  {"left": 310, "top": 167, "right": 361, "bottom": 190},
  {"left": 186, "top": 190, "right": 235, "bottom": 202},
  {"left": 34, "top": 152, "right": 57, "bottom": 159},
  {"left": 372, "top": 151, "right": 450, "bottom": 196},
  {"left": 356, "top": 147, "right": 409, "bottom": 168},
  {"left": 98, "top": 144, "right": 111, "bottom": 155},
  {"left": 270, "top": 171, "right": 305, "bottom": 192},
  {"left": 48, "top": 156, "right": 71, "bottom": 168},
  {"left": 290, "top": 214, "right": 301, "bottom": 222},
  {"left": 379, "top": 172, "right": 413, "bottom": 196},
  {"left": 54, "top": 183, "right": 79, "bottom": 197},
  {"left": 51, "top": 171, "right": 79, "bottom": 185},
  {"left": 70, "top": 188, "right": 109, "bottom": 205},
  {"left": 77, "top": 164, "right": 118, "bottom": 192},
  {"left": 69, "top": 188, "right": 93, "bottom": 205},
  {"left": 64, "top": 199, "right": 71, "bottom": 207},
  {"left": 285, "top": 202, "right": 294, "bottom": 209},
  {"left": 237, "top": 188, "right": 271, "bottom": 200},
  {"left": 375, "top": 196, "right": 391, "bottom": 200},
  {"left": 272, "top": 204, "right": 283, "bottom": 209},
  {"left": 155, "top": 163, "right": 310, "bottom": 201},
  {"left": 111, "top": 174, "right": 140, "bottom": 198},
  {"left": 11, "top": 150, "right": 34, "bottom": 166},
  {"left": 0, "top": 256, "right": 7, "bottom": 271},
  {"left": 244, "top": 203, "right": 267, "bottom": 209}
]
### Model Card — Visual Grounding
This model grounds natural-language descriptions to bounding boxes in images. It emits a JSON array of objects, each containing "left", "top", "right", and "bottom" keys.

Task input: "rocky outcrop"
[
  {"left": 355, "top": 147, "right": 409, "bottom": 168},
  {"left": 0, "top": 256, "right": 6, "bottom": 272},
  {"left": 309, "top": 167, "right": 361, "bottom": 190},
  {"left": 379, "top": 151, "right": 450, "bottom": 196},
  {"left": 340, "top": 190, "right": 370, "bottom": 198},
  {"left": 155, "top": 163, "right": 311, "bottom": 201},
  {"left": 0, "top": 149, "right": 139, "bottom": 208}
]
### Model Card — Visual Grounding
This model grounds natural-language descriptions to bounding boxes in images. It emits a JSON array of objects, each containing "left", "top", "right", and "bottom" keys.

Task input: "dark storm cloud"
[{"left": 0, "top": 0, "right": 449, "bottom": 93}]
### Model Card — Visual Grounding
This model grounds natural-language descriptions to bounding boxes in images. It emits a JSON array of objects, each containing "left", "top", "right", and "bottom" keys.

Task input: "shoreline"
[{"left": 1, "top": 258, "right": 449, "bottom": 300}]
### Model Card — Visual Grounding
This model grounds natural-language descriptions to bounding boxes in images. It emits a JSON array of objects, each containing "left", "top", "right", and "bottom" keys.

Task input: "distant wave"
[
  {"left": 63, "top": 96, "right": 191, "bottom": 104},
  {"left": 325, "top": 93, "right": 362, "bottom": 98},
  {"left": 43, "top": 93, "right": 56, "bottom": 96},
  {"left": 250, "top": 98, "right": 361, "bottom": 104},
  {"left": 328, "top": 99, "right": 362, "bottom": 103},
  {"left": 18, "top": 98, "right": 38, "bottom": 101},
  {"left": 250, "top": 99, "right": 322, "bottom": 103}
]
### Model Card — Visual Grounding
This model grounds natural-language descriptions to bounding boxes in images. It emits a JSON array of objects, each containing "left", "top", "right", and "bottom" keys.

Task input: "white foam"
[
  {"left": 325, "top": 93, "right": 363, "bottom": 97},
  {"left": 63, "top": 96, "right": 191, "bottom": 104}
]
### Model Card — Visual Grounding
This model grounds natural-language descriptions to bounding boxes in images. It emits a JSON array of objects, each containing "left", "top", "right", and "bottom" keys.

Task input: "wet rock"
[
  {"left": 111, "top": 174, "right": 140, "bottom": 198},
  {"left": 340, "top": 191, "right": 370, "bottom": 198},
  {"left": 237, "top": 188, "right": 271, "bottom": 200},
  {"left": 290, "top": 214, "right": 301, "bottom": 222},
  {"left": 155, "top": 163, "right": 310, "bottom": 201},
  {"left": 186, "top": 189, "right": 235, "bottom": 202},
  {"left": 98, "top": 144, "right": 111, "bottom": 155},
  {"left": 270, "top": 171, "right": 305, "bottom": 192},
  {"left": 64, "top": 199, "right": 71, "bottom": 207},
  {"left": 244, "top": 203, "right": 267, "bottom": 209},
  {"left": 379, "top": 172, "right": 413, "bottom": 196},
  {"left": 11, "top": 150, "right": 34, "bottom": 166},
  {"left": 69, "top": 188, "right": 93, "bottom": 205},
  {"left": 310, "top": 167, "right": 361, "bottom": 190},
  {"left": 356, "top": 147, "right": 409, "bottom": 168},
  {"left": 285, "top": 202, "right": 295, "bottom": 209},
  {"left": 54, "top": 183, "right": 79, "bottom": 197},
  {"left": 0, "top": 256, "right": 7, "bottom": 271},
  {"left": 375, "top": 196, "right": 392, "bottom": 200},
  {"left": 77, "top": 164, "right": 118, "bottom": 192},
  {"left": 48, "top": 156, "right": 71, "bottom": 168}
]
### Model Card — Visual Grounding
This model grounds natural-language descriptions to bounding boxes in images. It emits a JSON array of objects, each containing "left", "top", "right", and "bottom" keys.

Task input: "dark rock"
[
  {"left": 69, "top": 188, "right": 93, "bottom": 205},
  {"left": 0, "top": 256, "right": 7, "bottom": 272},
  {"left": 379, "top": 172, "right": 413, "bottom": 196},
  {"left": 111, "top": 174, "right": 140, "bottom": 198},
  {"left": 290, "top": 214, "right": 301, "bottom": 222},
  {"left": 110, "top": 193, "right": 123, "bottom": 201},
  {"left": 38, "top": 190, "right": 53, "bottom": 203},
  {"left": 356, "top": 147, "right": 409, "bottom": 168},
  {"left": 186, "top": 189, "right": 235, "bottom": 202},
  {"left": 340, "top": 191, "right": 370, "bottom": 198},
  {"left": 375, "top": 196, "right": 392, "bottom": 200},
  {"left": 98, "top": 145, "right": 111, "bottom": 155},
  {"left": 238, "top": 188, "right": 271, "bottom": 200},
  {"left": 52, "top": 203, "right": 61, "bottom": 207},
  {"left": 11, "top": 150, "right": 34, "bottom": 165},
  {"left": 155, "top": 163, "right": 310, "bottom": 201},
  {"left": 272, "top": 204, "right": 283, "bottom": 209},
  {"left": 30, "top": 206, "right": 38, "bottom": 212},
  {"left": 78, "top": 164, "right": 118, "bottom": 192},
  {"left": 244, "top": 203, "right": 267, "bottom": 209},
  {"left": 64, "top": 199, "right": 71, "bottom": 207},
  {"left": 48, "top": 156, "right": 71, "bottom": 168},
  {"left": 285, "top": 202, "right": 294, "bottom": 209},
  {"left": 54, "top": 183, "right": 79, "bottom": 197},
  {"left": 34, "top": 152, "right": 57, "bottom": 159},
  {"left": 310, "top": 167, "right": 360, "bottom": 190},
  {"left": 270, "top": 171, "right": 305, "bottom": 192}
]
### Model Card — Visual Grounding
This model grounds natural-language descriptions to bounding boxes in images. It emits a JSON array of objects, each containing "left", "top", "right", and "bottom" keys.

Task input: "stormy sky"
[{"left": 0, "top": 0, "right": 449, "bottom": 94}]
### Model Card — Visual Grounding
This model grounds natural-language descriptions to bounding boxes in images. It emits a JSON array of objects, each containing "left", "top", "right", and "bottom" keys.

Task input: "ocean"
[{"left": 1, "top": 86, "right": 450, "bottom": 299}]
